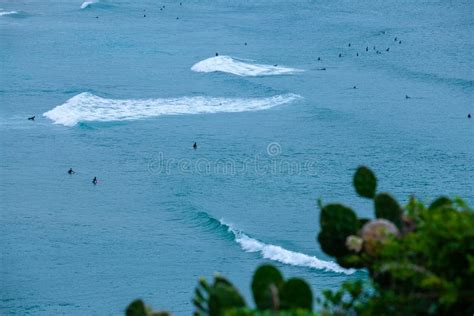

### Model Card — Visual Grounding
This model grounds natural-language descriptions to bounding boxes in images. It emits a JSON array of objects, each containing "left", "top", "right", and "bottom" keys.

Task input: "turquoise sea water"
[{"left": 1, "top": 0, "right": 473, "bottom": 314}]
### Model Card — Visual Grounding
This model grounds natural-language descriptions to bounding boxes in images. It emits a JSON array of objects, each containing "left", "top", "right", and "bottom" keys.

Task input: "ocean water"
[{"left": 1, "top": 0, "right": 473, "bottom": 315}]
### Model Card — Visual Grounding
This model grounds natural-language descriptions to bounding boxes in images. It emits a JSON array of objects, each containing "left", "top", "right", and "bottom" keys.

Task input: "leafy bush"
[{"left": 126, "top": 167, "right": 474, "bottom": 315}]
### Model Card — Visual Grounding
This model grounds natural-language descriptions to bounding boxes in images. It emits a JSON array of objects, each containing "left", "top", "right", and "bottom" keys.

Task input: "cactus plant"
[
  {"left": 318, "top": 204, "right": 358, "bottom": 257},
  {"left": 126, "top": 300, "right": 147, "bottom": 316},
  {"left": 353, "top": 166, "right": 377, "bottom": 198},
  {"left": 194, "top": 275, "right": 246, "bottom": 316},
  {"left": 251, "top": 265, "right": 284, "bottom": 310},
  {"left": 279, "top": 278, "right": 313, "bottom": 311},
  {"left": 374, "top": 193, "right": 403, "bottom": 229},
  {"left": 429, "top": 196, "right": 452, "bottom": 210}
]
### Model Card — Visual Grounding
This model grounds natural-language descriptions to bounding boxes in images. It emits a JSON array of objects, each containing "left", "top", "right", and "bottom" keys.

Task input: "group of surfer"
[
  {"left": 64, "top": 142, "right": 197, "bottom": 185},
  {"left": 141, "top": 3, "right": 182, "bottom": 19},
  {"left": 67, "top": 168, "right": 98, "bottom": 185}
]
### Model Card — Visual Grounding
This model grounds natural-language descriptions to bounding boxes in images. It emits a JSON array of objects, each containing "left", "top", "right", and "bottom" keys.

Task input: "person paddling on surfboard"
[
  {"left": 92, "top": 176, "right": 98, "bottom": 185},
  {"left": 193, "top": 142, "right": 197, "bottom": 150},
  {"left": 68, "top": 168, "right": 75, "bottom": 175}
]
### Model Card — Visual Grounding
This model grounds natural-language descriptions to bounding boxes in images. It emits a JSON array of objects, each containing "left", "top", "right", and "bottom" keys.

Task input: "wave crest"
[
  {"left": 43, "top": 92, "right": 301, "bottom": 126},
  {"left": 0, "top": 9, "right": 19, "bottom": 16},
  {"left": 194, "top": 212, "right": 355, "bottom": 274},
  {"left": 191, "top": 56, "right": 304, "bottom": 77},
  {"left": 80, "top": 1, "right": 96, "bottom": 9}
]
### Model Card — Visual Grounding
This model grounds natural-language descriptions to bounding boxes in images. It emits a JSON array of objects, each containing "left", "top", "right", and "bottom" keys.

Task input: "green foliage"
[
  {"left": 194, "top": 275, "right": 246, "bottom": 316},
  {"left": 317, "top": 280, "right": 368, "bottom": 316},
  {"left": 374, "top": 193, "right": 402, "bottom": 229},
  {"left": 192, "top": 265, "right": 314, "bottom": 315},
  {"left": 353, "top": 166, "right": 377, "bottom": 198},
  {"left": 318, "top": 204, "right": 358, "bottom": 257},
  {"left": 223, "top": 309, "right": 319, "bottom": 316},
  {"left": 251, "top": 265, "right": 284, "bottom": 310},
  {"left": 428, "top": 196, "right": 452, "bottom": 210},
  {"left": 126, "top": 300, "right": 147, "bottom": 316},
  {"left": 317, "top": 166, "right": 474, "bottom": 315},
  {"left": 125, "top": 299, "right": 171, "bottom": 316},
  {"left": 280, "top": 278, "right": 313, "bottom": 311}
]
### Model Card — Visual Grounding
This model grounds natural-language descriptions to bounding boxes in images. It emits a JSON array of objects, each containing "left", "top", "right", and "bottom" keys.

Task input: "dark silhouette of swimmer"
[
  {"left": 386, "top": 48, "right": 390, "bottom": 52},
  {"left": 405, "top": 95, "right": 411, "bottom": 99},
  {"left": 95, "top": 16, "right": 99, "bottom": 19},
  {"left": 356, "top": 53, "right": 359, "bottom": 56},
  {"left": 273, "top": 64, "right": 278, "bottom": 67},
  {"left": 180, "top": 2, "right": 182, "bottom": 5},
  {"left": 468, "top": 113, "right": 471, "bottom": 119},
  {"left": 376, "top": 50, "right": 381, "bottom": 54},
  {"left": 92, "top": 177, "right": 97, "bottom": 185},
  {"left": 373, "top": 45, "right": 376, "bottom": 50},
  {"left": 215, "top": 52, "right": 219, "bottom": 56},
  {"left": 317, "top": 57, "right": 321, "bottom": 61},
  {"left": 318, "top": 67, "right": 326, "bottom": 71},
  {"left": 144, "top": 14, "right": 146, "bottom": 17},
  {"left": 399, "top": 40, "right": 402, "bottom": 44},
  {"left": 28, "top": 116, "right": 35, "bottom": 121},
  {"left": 176, "top": 17, "right": 179, "bottom": 19},
  {"left": 353, "top": 86, "right": 357, "bottom": 89},
  {"left": 338, "top": 53, "right": 342, "bottom": 58},
  {"left": 366, "top": 46, "right": 368, "bottom": 52},
  {"left": 394, "top": 37, "right": 397, "bottom": 41},
  {"left": 193, "top": 142, "right": 197, "bottom": 150},
  {"left": 348, "top": 43, "right": 351, "bottom": 47},
  {"left": 68, "top": 168, "right": 75, "bottom": 175},
  {"left": 244, "top": 42, "right": 247, "bottom": 46}
]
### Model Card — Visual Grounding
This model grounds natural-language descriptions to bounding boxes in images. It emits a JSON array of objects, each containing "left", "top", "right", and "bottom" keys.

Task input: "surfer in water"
[
  {"left": 28, "top": 116, "right": 35, "bottom": 121},
  {"left": 68, "top": 168, "right": 75, "bottom": 175},
  {"left": 193, "top": 142, "right": 197, "bottom": 150},
  {"left": 468, "top": 113, "right": 471, "bottom": 119},
  {"left": 92, "top": 177, "right": 98, "bottom": 185},
  {"left": 215, "top": 52, "right": 219, "bottom": 56}
]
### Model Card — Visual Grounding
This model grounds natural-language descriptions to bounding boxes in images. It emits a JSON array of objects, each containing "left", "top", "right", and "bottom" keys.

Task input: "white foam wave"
[
  {"left": 221, "top": 220, "right": 355, "bottom": 275},
  {"left": 43, "top": 92, "right": 301, "bottom": 126},
  {"left": 0, "top": 9, "right": 18, "bottom": 16},
  {"left": 191, "top": 56, "right": 304, "bottom": 77},
  {"left": 80, "top": 1, "right": 96, "bottom": 9}
]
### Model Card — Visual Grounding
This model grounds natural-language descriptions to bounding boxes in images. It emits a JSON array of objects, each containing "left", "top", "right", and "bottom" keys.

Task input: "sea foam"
[
  {"left": 0, "top": 9, "right": 19, "bottom": 16},
  {"left": 221, "top": 219, "right": 355, "bottom": 274},
  {"left": 191, "top": 55, "right": 304, "bottom": 77},
  {"left": 195, "top": 211, "right": 354, "bottom": 274},
  {"left": 43, "top": 92, "right": 301, "bottom": 126},
  {"left": 80, "top": 1, "right": 96, "bottom": 9}
]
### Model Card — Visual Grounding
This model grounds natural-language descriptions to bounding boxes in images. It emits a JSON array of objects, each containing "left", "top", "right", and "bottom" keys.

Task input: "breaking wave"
[
  {"left": 80, "top": 1, "right": 97, "bottom": 9},
  {"left": 191, "top": 55, "right": 304, "bottom": 77},
  {"left": 43, "top": 92, "right": 301, "bottom": 126},
  {"left": 196, "top": 211, "right": 355, "bottom": 275},
  {"left": 0, "top": 9, "right": 19, "bottom": 16}
]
